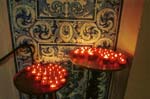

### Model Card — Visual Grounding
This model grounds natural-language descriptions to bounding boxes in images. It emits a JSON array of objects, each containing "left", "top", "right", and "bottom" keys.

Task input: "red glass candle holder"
[
  {"left": 13, "top": 63, "right": 68, "bottom": 95},
  {"left": 69, "top": 47, "right": 127, "bottom": 71}
]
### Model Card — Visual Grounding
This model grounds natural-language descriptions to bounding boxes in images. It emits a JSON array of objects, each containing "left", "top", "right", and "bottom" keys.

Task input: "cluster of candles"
[
  {"left": 69, "top": 47, "right": 127, "bottom": 70},
  {"left": 24, "top": 63, "right": 68, "bottom": 91}
]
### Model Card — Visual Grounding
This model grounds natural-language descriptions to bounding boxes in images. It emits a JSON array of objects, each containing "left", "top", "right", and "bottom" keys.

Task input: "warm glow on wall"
[{"left": 117, "top": 0, "right": 144, "bottom": 55}]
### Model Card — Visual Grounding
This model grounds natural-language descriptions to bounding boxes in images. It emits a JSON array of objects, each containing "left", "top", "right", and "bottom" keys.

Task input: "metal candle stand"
[
  {"left": 69, "top": 47, "right": 127, "bottom": 71},
  {"left": 0, "top": 44, "right": 128, "bottom": 99},
  {"left": 14, "top": 63, "right": 68, "bottom": 99}
]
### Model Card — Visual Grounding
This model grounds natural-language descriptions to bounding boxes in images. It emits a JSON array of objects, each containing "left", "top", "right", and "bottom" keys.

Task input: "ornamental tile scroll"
[
  {"left": 37, "top": 0, "right": 96, "bottom": 20},
  {"left": 8, "top": 0, "right": 123, "bottom": 99}
]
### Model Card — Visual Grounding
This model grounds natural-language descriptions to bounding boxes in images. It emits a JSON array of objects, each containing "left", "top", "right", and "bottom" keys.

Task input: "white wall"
[
  {"left": 117, "top": 0, "right": 150, "bottom": 98},
  {"left": 124, "top": 0, "right": 150, "bottom": 98},
  {"left": 0, "top": 1, "right": 19, "bottom": 99}
]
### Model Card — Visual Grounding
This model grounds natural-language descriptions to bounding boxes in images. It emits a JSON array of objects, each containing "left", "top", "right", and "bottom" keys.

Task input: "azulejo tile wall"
[{"left": 7, "top": 0, "right": 123, "bottom": 99}]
